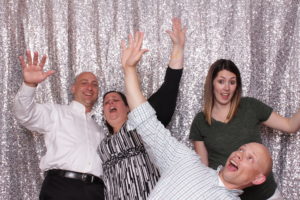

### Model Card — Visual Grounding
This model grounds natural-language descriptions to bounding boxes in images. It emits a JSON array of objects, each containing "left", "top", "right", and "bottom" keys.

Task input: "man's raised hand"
[
  {"left": 19, "top": 50, "right": 56, "bottom": 87},
  {"left": 121, "top": 32, "right": 148, "bottom": 70}
]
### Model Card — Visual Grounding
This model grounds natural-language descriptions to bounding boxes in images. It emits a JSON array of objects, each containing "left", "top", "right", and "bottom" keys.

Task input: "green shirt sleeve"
[
  {"left": 245, "top": 97, "right": 273, "bottom": 122},
  {"left": 189, "top": 112, "right": 205, "bottom": 141}
]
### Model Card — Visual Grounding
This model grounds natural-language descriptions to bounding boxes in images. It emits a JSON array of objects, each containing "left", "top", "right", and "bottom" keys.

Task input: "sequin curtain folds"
[{"left": 0, "top": 0, "right": 299, "bottom": 199}]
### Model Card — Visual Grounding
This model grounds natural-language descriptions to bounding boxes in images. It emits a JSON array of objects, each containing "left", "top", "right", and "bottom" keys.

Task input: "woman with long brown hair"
[{"left": 189, "top": 59, "right": 300, "bottom": 199}]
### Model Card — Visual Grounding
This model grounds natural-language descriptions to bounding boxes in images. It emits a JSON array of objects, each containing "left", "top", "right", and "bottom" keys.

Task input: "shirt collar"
[
  {"left": 217, "top": 166, "right": 226, "bottom": 187},
  {"left": 217, "top": 165, "right": 243, "bottom": 195},
  {"left": 70, "top": 100, "right": 88, "bottom": 114},
  {"left": 218, "top": 175, "right": 226, "bottom": 187}
]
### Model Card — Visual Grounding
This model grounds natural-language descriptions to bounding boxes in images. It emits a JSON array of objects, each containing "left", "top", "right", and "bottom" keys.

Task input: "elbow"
[
  {"left": 282, "top": 123, "right": 299, "bottom": 134},
  {"left": 287, "top": 127, "right": 299, "bottom": 134},
  {"left": 14, "top": 115, "right": 31, "bottom": 127},
  {"left": 275, "top": 118, "right": 300, "bottom": 133},
  {"left": 286, "top": 118, "right": 300, "bottom": 133}
]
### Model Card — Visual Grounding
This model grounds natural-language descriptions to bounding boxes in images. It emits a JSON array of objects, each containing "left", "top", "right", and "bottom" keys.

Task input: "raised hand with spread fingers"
[
  {"left": 121, "top": 31, "right": 149, "bottom": 70},
  {"left": 121, "top": 31, "right": 148, "bottom": 110},
  {"left": 19, "top": 50, "right": 56, "bottom": 87},
  {"left": 166, "top": 17, "right": 187, "bottom": 69}
]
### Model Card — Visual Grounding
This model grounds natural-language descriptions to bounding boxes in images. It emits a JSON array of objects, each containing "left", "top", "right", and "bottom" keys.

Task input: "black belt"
[{"left": 46, "top": 169, "right": 104, "bottom": 184}]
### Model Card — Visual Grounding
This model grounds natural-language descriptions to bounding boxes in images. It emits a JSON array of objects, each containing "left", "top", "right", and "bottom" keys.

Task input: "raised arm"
[
  {"left": 19, "top": 50, "right": 56, "bottom": 87},
  {"left": 14, "top": 50, "right": 56, "bottom": 133},
  {"left": 148, "top": 18, "right": 186, "bottom": 126},
  {"left": 263, "top": 110, "right": 300, "bottom": 133},
  {"left": 122, "top": 32, "right": 194, "bottom": 173},
  {"left": 167, "top": 17, "right": 186, "bottom": 70},
  {"left": 121, "top": 32, "right": 148, "bottom": 109}
]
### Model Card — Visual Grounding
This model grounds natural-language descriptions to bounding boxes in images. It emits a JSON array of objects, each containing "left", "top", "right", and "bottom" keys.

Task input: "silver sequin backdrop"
[{"left": 0, "top": 0, "right": 299, "bottom": 199}]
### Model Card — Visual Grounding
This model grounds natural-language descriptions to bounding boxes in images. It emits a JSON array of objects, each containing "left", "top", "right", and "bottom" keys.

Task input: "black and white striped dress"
[{"left": 98, "top": 124, "right": 160, "bottom": 200}]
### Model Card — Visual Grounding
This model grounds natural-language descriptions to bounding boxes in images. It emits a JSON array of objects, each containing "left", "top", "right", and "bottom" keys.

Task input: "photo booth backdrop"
[{"left": 0, "top": 0, "right": 299, "bottom": 199}]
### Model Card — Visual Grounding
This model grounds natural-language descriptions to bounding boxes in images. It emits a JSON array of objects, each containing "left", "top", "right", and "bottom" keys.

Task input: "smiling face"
[
  {"left": 213, "top": 69, "right": 237, "bottom": 107},
  {"left": 71, "top": 72, "right": 99, "bottom": 112},
  {"left": 220, "top": 143, "right": 272, "bottom": 190},
  {"left": 103, "top": 92, "right": 129, "bottom": 133}
]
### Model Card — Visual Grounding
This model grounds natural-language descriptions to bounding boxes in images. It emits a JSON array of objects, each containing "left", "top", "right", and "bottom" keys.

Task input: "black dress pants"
[{"left": 39, "top": 173, "right": 105, "bottom": 200}]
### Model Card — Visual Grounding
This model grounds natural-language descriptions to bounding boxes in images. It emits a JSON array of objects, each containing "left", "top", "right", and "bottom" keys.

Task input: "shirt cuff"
[
  {"left": 18, "top": 82, "right": 37, "bottom": 97},
  {"left": 127, "top": 102, "right": 156, "bottom": 130}
]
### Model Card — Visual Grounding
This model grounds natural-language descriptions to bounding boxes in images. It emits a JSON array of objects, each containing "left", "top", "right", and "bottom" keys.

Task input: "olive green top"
[{"left": 189, "top": 97, "right": 277, "bottom": 200}]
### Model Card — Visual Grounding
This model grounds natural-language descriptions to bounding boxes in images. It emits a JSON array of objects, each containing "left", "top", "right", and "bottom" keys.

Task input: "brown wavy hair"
[{"left": 203, "top": 59, "right": 242, "bottom": 125}]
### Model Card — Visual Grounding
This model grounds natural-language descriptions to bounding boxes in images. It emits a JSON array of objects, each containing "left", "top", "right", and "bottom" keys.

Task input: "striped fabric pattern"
[
  {"left": 98, "top": 125, "right": 160, "bottom": 200},
  {"left": 127, "top": 102, "right": 242, "bottom": 200}
]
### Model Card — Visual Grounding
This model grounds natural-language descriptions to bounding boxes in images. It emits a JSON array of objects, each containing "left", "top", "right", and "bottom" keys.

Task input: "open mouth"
[
  {"left": 109, "top": 107, "right": 117, "bottom": 113},
  {"left": 228, "top": 160, "right": 238, "bottom": 171},
  {"left": 221, "top": 93, "right": 230, "bottom": 99},
  {"left": 221, "top": 93, "right": 229, "bottom": 96}
]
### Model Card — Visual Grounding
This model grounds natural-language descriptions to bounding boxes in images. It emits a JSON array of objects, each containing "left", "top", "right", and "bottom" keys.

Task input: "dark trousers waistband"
[{"left": 46, "top": 169, "right": 104, "bottom": 184}]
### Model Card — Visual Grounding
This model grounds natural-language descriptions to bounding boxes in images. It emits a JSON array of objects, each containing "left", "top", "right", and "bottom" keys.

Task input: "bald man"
[
  {"left": 14, "top": 51, "right": 105, "bottom": 200},
  {"left": 120, "top": 31, "right": 273, "bottom": 199},
  {"left": 219, "top": 143, "right": 272, "bottom": 190}
]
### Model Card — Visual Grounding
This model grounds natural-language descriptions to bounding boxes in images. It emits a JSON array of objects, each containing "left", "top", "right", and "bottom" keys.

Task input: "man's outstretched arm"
[{"left": 14, "top": 51, "right": 55, "bottom": 133}]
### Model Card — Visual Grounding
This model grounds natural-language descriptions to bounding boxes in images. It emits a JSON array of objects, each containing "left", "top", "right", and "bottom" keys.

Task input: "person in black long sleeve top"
[{"left": 98, "top": 18, "right": 186, "bottom": 200}]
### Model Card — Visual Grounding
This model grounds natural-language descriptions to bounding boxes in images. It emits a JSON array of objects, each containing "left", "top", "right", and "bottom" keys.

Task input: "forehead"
[
  {"left": 104, "top": 92, "right": 122, "bottom": 100},
  {"left": 76, "top": 72, "right": 98, "bottom": 82},
  {"left": 241, "top": 144, "right": 255, "bottom": 151},
  {"left": 215, "top": 69, "right": 237, "bottom": 78},
  {"left": 241, "top": 143, "right": 265, "bottom": 158}
]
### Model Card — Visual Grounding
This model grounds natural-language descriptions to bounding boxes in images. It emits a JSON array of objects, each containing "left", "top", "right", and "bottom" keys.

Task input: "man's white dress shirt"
[{"left": 14, "top": 83, "right": 104, "bottom": 177}]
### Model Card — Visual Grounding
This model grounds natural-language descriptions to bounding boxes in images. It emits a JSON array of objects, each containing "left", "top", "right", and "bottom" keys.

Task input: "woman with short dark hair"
[{"left": 98, "top": 18, "right": 186, "bottom": 200}]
